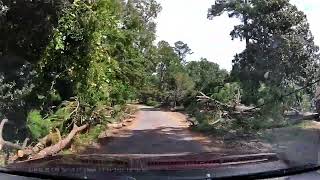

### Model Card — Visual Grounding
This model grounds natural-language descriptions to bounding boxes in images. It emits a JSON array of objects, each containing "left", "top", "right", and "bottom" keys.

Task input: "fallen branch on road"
[
  {"left": 196, "top": 92, "right": 258, "bottom": 119},
  {"left": 31, "top": 123, "right": 88, "bottom": 160},
  {"left": 8, "top": 121, "right": 88, "bottom": 162}
]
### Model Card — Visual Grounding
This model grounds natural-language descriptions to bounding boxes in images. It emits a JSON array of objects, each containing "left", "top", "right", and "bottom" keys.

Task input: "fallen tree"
[
  {"left": 15, "top": 123, "right": 88, "bottom": 161},
  {"left": 196, "top": 92, "right": 258, "bottom": 117},
  {"left": 195, "top": 92, "right": 319, "bottom": 126},
  {"left": 31, "top": 123, "right": 88, "bottom": 160},
  {"left": 0, "top": 118, "right": 88, "bottom": 162}
]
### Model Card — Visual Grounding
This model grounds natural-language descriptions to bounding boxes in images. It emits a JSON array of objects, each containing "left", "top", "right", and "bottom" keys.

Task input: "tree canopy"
[
  {"left": 208, "top": 0, "right": 320, "bottom": 104},
  {"left": 0, "top": 0, "right": 320, "bottom": 159},
  {"left": 186, "top": 58, "right": 228, "bottom": 95}
]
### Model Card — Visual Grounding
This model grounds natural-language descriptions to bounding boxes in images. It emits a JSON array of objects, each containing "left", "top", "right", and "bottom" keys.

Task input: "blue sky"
[{"left": 156, "top": 0, "right": 320, "bottom": 71}]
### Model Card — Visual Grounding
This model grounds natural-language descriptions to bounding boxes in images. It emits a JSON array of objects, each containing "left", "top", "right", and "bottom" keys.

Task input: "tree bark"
[
  {"left": 31, "top": 123, "right": 88, "bottom": 160},
  {"left": 244, "top": 0, "right": 250, "bottom": 47},
  {"left": 315, "top": 86, "right": 320, "bottom": 114},
  {"left": 16, "top": 135, "right": 51, "bottom": 159}
]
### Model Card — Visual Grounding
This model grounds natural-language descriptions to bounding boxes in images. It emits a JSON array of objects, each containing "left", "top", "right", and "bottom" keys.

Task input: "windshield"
[{"left": 1, "top": 0, "right": 320, "bottom": 179}]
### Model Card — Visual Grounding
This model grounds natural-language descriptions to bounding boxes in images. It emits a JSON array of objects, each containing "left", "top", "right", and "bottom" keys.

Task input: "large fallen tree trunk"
[
  {"left": 30, "top": 123, "right": 88, "bottom": 160},
  {"left": 12, "top": 124, "right": 88, "bottom": 162},
  {"left": 16, "top": 133, "right": 56, "bottom": 159}
]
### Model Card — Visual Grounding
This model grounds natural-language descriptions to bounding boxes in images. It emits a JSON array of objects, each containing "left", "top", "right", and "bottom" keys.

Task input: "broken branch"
[{"left": 31, "top": 123, "right": 88, "bottom": 160}]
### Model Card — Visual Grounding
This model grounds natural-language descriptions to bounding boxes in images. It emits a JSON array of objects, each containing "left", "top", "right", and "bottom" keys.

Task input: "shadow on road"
[
  {"left": 82, "top": 107, "right": 278, "bottom": 159},
  {"left": 139, "top": 107, "right": 163, "bottom": 111},
  {"left": 84, "top": 127, "right": 213, "bottom": 154},
  {"left": 138, "top": 107, "right": 176, "bottom": 112}
]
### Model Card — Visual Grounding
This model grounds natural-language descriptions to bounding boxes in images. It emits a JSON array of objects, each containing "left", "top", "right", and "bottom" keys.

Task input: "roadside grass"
[
  {"left": 191, "top": 122, "right": 229, "bottom": 137},
  {"left": 255, "top": 120, "right": 320, "bottom": 165},
  {"left": 190, "top": 115, "right": 320, "bottom": 157},
  {"left": 0, "top": 153, "right": 6, "bottom": 166},
  {"left": 72, "top": 124, "right": 106, "bottom": 152},
  {"left": 288, "top": 120, "right": 315, "bottom": 129}
]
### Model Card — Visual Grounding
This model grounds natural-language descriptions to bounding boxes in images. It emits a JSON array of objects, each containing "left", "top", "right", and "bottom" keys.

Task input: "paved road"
[
  {"left": 91, "top": 107, "right": 214, "bottom": 154},
  {"left": 81, "top": 107, "right": 313, "bottom": 178},
  {"left": 85, "top": 106, "right": 272, "bottom": 155},
  {"left": 23, "top": 106, "right": 320, "bottom": 179}
]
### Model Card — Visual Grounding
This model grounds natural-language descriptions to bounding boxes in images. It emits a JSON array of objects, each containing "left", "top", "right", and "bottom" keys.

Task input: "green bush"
[
  {"left": 146, "top": 98, "right": 160, "bottom": 107},
  {"left": 229, "top": 102, "right": 287, "bottom": 132},
  {"left": 190, "top": 100, "right": 288, "bottom": 135},
  {"left": 27, "top": 110, "right": 51, "bottom": 139},
  {"left": 0, "top": 63, "right": 36, "bottom": 117},
  {"left": 301, "top": 94, "right": 311, "bottom": 112},
  {"left": 82, "top": 124, "right": 104, "bottom": 141},
  {"left": 211, "top": 82, "right": 242, "bottom": 104},
  {"left": 185, "top": 101, "right": 200, "bottom": 116}
]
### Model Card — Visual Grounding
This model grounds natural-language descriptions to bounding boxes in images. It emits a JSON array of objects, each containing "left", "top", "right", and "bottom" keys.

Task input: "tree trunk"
[
  {"left": 244, "top": 0, "right": 249, "bottom": 47},
  {"left": 15, "top": 134, "right": 52, "bottom": 160},
  {"left": 31, "top": 123, "right": 88, "bottom": 160},
  {"left": 315, "top": 86, "right": 320, "bottom": 114}
]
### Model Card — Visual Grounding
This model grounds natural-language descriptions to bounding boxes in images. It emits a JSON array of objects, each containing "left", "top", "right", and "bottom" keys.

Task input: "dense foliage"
[
  {"left": 0, "top": 0, "right": 163, "bottom": 142},
  {"left": 208, "top": 0, "right": 319, "bottom": 113},
  {"left": 0, "top": 0, "right": 319, "bottom": 149}
]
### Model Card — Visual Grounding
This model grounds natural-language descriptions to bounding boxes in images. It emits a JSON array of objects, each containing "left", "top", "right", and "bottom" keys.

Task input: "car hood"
[
  {"left": 8, "top": 152, "right": 279, "bottom": 170},
  {"left": 6, "top": 153, "right": 303, "bottom": 179}
]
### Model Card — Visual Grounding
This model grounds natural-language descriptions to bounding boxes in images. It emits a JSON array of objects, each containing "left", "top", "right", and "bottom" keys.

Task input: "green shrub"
[
  {"left": 49, "top": 90, "right": 62, "bottom": 102},
  {"left": 230, "top": 102, "right": 287, "bottom": 132},
  {"left": 211, "top": 82, "right": 242, "bottom": 104},
  {"left": 27, "top": 110, "right": 51, "bottom": 139},
  {"left": 112, "top": 105, "right": 123, "bottom": 115},
  {"left": 301, "top": 94, "right": 311, "bottom": 112},
  {"left": 78, "top": 124, "right": 104, "bottom": 143},
  {"left": 0, "top": 63, "right": 36, "bottom": 117},
  {"left": 185, "top": 102, "right": 199, "bottom": 116},
  {"left": 146, "top": 98, "right": 159, "bottom": 107}
]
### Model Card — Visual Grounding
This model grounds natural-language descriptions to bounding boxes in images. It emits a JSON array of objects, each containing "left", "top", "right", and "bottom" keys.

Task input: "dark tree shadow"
[
  {"left": 0, "top": 1, "right": 70, "bottom": 142},
  {"left": 84, "top": 127, "right": 208, "bottom": 154},
  {"left": 0, "top": 0, "right": 69, "bottom": 63}
]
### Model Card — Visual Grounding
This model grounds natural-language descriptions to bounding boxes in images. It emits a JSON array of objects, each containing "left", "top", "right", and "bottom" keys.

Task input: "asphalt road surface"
[
  {"left": 81, "top": 106, "right": 320, "bottom": 179},
  {"left": 14, "top": 106, "right": 320, "bottom": 179},
  {"left": 86, "top": 106, "right": 269, "bottom": 155}
]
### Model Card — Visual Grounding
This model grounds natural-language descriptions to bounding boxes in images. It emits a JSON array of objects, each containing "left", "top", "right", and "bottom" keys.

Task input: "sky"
[{"left": 155, "top": 0, "right": 320, "bottom": 71}]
